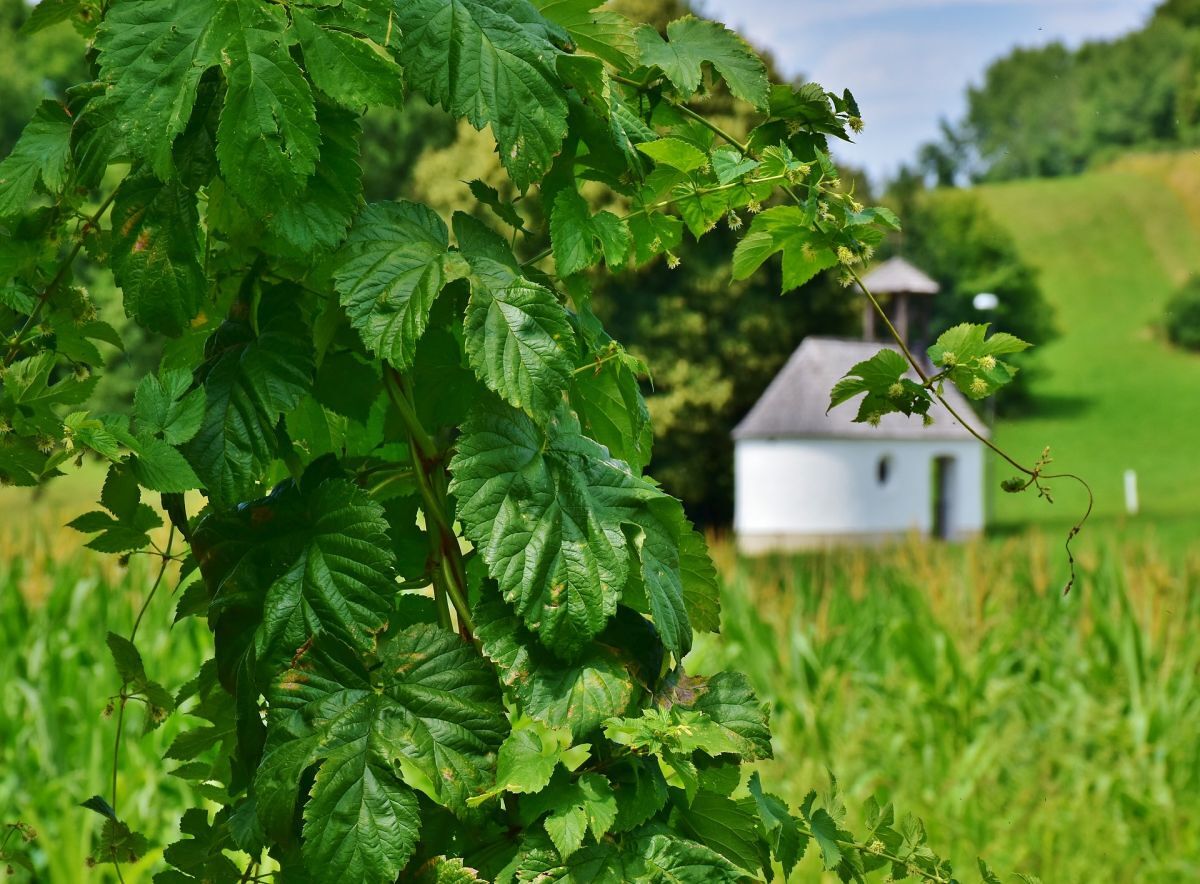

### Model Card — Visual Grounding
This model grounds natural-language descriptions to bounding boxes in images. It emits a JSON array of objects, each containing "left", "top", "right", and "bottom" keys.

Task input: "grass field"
[
  {"left": 3, "top": 516, "right": 1197, "bottom": 882},
  {"left": 0, "top": 519, "right": 208, "bottom": 882},
  {"left": 975, "top": 152, "right": 1200, "bottom": 528},
  {"left": 694, "top": 529, "right": 1200, "bottom": 883}
]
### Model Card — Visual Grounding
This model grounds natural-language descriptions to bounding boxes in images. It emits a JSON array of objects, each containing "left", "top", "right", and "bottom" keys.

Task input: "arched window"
[{"left": 876, "top": 454, "right": 892, "bottom": 486}]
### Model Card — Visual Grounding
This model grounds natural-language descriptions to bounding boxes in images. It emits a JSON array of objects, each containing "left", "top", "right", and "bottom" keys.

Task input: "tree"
[
  {"left": 0, "top": 0, "right": 87, "bottom": 155},
  {"left": 914, "top": 1, "right": 1200, "bottom": 183},
  {"left": 0, "top": 0, "right": 1038, "bottom": 879},
  {"left": 882, "top": 186, "right": 1055, "bottom": 411}
]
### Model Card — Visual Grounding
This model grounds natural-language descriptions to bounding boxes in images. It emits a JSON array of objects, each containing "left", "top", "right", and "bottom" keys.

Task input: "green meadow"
[{"left": 977, "top": 152, "right": 1200, "bottom": 530}]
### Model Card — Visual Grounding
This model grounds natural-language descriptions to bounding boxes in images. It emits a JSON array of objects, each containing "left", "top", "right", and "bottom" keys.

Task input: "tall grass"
[
  {"left": 0, "top": 519, "right": 209, "bottom": 881},
  {"left": 692, "top": 530, "right": 1200, "bottom": 882},
  {"left": 4, "top": 510, "right": 1198, "bottom": 881}
]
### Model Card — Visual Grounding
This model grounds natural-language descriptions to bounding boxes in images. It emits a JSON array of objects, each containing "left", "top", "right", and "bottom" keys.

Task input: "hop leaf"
[
  {"left": 827, "top": 347, "right": 933, "bottom": 424},
  {"left": 189, "top": 476, "right": 397, "bottom": 682},
  {"left": 731, "top": 206, "right": 838, "bottom": 292},
  {"left": 333, "top": 201, "right": 471, "bottom": 369},
  {"left": 396, "top": 0, "right": 570, "bottom": 189},
  {"left": 635, "top": 16, "right": 769, "bottom": 109},
  {"left": 927, "top": 322, "right": 1031, "bottom": 400},
  {"left": 0, "top": 101, "right": 72, "bottom": 217},
  {"left": 255, "top": 627, "right": 505, "bottom": 883},
  {"left": 109, "top": 170, "right": 205, "bottom": 336},
  {"left": 451, "top": 398, "right": 699, "bottom": 658}
]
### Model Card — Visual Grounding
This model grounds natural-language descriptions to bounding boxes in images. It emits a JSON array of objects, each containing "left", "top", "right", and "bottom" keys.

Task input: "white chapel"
[{"left": 732, "top": 258, "right": 987, "bottom": 552}]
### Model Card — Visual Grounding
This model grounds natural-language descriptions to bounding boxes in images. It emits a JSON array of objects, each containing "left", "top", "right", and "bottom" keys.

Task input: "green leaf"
[
  {"left": 635, "top": 17, "right": 769, "bottom": 109},
  {"left": 109, "top": 170, "right": 206, "bottom": 336},
  {"left": 808, "top": 808, "right": 845, "bottom": 870},
  {"left": 88, "top": 813, "right": 151, "bottom": 867},
  {"left": 748, "top": 772, "right": 804, "bottom": 877},
  {"left": 267, "top": 101, "right": 365, "bottom": 256},
  {"left": 94, "top": 0, "right": 223, "bottom": 179},
  {"left": 462, "top": 260, "right": 577, "bottom": 421},
  {"left": 468, "top": 179, "right": 527, "bottom": 232},
  {"left": 710, "top": 148, "right": 759, "bottom": 185},
  {"left": 191, "top": 477, "right": 397, "bottom": 679},
  {"left": 134, "top": 370, "right": 205, "bottom": 446},
  {"left": 688, "top": 671, "right": 773, "bottom": 761},
  {"left": 67, "top": 464, "right": 162, "bottom": 553},
  {"left": 609, "top": 759, "right": 669, "bottom": 833},
  {"left": 533, "top": 0, "right": 638, "bottom": 68},
  {"left": 185, "top": 298, "right": 314, "bottom": 505},
  {"left": 452, "top": 399, "right": 668, "bottom": 657},
  {"left": 513, "top": 839, "right": 641, "bottom": 882},
  {"left": 636, "top": 138, "right": 708, "bottom": 173},
  {"left": 673, "top": 789, "right": 763, "bottom": 876},
  {"left": 259, "top": 626, "right": 505, "bottom": 879},
  {"left": 640, "top": 833, "right": 745, "bottom": 883},
  {"left": 827, "top": 347, "right": 932, "bottom": 424},
  {"left": 303, "top": 740, "right": 421, "bottom": 882},
  {"left": 63, "top": 412, "right": 123, "bottom": 461},
  {"left": 3, "top": 352, "right": 96, "bottom": 438},
  {"left": 397, "top": 0, "right": 569, "bottom": 189},
  {"left": 678, "top": 527, "right": 720, "bottom": 634},
  {"left": 604, "top": 707, "right": 744, "bottom": 761},
  {"left": 106, "top": 632, "right": 147, "bottom": 686},
  {"left": 731, "top": 205, "right": 838, "bottom": 292},
  {"left": 294, "top": 10, "right": 405, "bottom": 109},
  {"left": 130, "top": 435, "right": 202, "bottom": 492},
  {"left": 334, "top": 201, "right": 471, "bottom": 368},
  {"left": 550, "top": 189, "right": 631, "bottom": 278},
  {"left": 214, "top": 0, "right": 320, "bottom": 208},
  {"left": 927, "top": 322, "right": 1031, "bottom": 400},
  {"left": 408, "top": 857, "right": 484, "bottom": 883},
  {"left": 160, "top": 807, "right": 242, "bottom": 882},
  {"left": 622, "top": 496, "right": 698, "bottom": 657},
  {"left": 473, "top": 594, "right": 637, "bottom": 738},
  {"left": 527, "top": 772, "right": 617, "bottom": 859},
  {"left": 20, "top": 0, "right": 81, "bottom": 36},
  {"left": 979, "top": 858, "right": 1004, "bottom": 884},
  {"left": 570, "top": 346, "right": 652, "bottom": 474},
  {"left": 0, "top": 101, "right": 73, "bottom": 217},
  {"left": 628, "top": 212, "right": 683, "bottom": 264},
  {"left": 483, "top": 718, "right": 584, "bottom": 800}
]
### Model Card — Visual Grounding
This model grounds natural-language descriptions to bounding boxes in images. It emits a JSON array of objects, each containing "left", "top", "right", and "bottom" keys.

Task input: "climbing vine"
[{"left": 0, "top": 0, "right": 1073, "bottom": 879}]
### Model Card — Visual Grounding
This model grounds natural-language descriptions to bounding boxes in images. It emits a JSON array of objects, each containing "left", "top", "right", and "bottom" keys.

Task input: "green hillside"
[{"left": 975, "top": 152, "right": 1200, "bottom": 531}]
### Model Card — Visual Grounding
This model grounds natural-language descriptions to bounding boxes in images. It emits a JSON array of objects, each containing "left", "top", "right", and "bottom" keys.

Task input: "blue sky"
[{"left": 700, "top": 0, "right": 1163, "bottom": 182}]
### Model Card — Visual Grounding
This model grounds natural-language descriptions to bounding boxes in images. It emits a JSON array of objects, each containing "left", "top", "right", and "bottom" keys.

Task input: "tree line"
[{"left": 912, "top": 0, "right": 1200, "bottom": 185}]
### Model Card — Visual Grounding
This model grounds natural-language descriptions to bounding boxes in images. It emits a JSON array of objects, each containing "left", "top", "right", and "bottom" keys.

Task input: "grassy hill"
[{"left": 975, "top": 152, "right": 1200, "bottom": 535}]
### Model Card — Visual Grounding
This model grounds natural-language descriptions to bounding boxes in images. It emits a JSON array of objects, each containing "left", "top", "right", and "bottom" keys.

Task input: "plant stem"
[
  {"left": 4, "top": 187, "right": 119, "bottom": 368},
  {"left": 384, "top": 366, "right": 475, "bottom": 636},
  {"left": 109, "top": 527, "right": 175, "bottom": 880},
  {"left": 848, "top": 266, "right": 1093, "bottom": 591}
]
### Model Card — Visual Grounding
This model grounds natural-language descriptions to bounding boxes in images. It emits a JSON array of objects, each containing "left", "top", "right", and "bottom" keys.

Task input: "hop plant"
[{"left": 0, "top": 0, "right": 1048, "bottom": 880}]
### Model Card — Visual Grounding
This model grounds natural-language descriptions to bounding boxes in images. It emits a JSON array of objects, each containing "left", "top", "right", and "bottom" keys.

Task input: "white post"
[{"left": 1123, "top": 469, "right": 1139, "bottom": 516}]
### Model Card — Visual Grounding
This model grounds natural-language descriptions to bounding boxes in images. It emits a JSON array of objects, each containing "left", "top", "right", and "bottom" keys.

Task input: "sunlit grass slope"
[{"left": 975, "top": 152, "right": 1200, "bottom": 528}]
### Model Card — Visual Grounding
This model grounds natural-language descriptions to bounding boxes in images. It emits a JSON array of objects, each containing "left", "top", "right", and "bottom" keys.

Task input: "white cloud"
[{"left": 698, "top": 0, "right": 1161, "bottom": 179}]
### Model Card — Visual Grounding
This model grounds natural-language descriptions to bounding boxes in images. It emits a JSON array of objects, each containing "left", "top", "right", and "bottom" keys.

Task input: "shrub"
[{"left": 1165, "top": 275, "right": 1200, "bottom": 350}]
